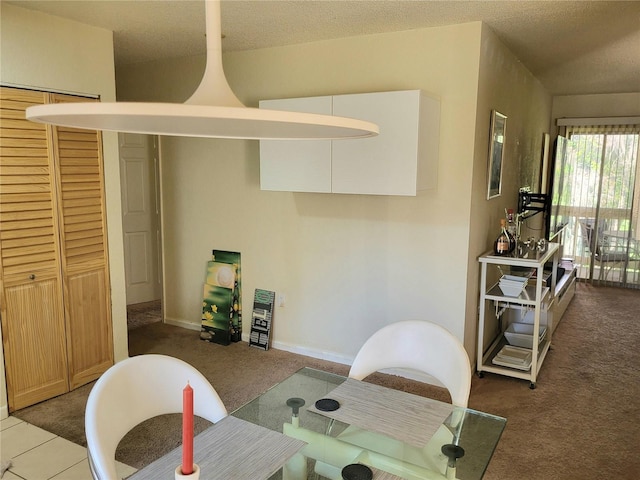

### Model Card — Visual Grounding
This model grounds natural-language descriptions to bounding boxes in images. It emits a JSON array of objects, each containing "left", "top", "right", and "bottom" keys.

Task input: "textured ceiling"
[{"left": 7, "top": 0, "right": 640, "bottom": 95}]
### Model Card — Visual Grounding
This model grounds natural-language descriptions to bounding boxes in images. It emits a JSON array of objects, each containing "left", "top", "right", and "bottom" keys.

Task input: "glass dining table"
[
  {"left": 130, "top": 367, "right": 505, "bottom": 480},
  {"left": 231, "top": 367, "right": 506, "bottom": 480}
]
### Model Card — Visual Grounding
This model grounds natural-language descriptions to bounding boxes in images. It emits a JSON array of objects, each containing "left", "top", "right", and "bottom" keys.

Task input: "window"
[{"left": 550, "top": 119, "right": 640, "bottom": 287}]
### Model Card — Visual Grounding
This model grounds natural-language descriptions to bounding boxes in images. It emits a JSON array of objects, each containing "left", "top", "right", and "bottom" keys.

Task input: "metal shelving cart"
[{"left": 477, "top": 243, "right": 559, "bottom": 389}]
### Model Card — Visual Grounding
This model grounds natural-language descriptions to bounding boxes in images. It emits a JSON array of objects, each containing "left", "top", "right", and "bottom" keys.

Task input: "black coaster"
[
  {"left": 341, "top": 463, "right": 373, "bottom": 480},
  {"left": 315, "top": 398, "right": 340, "bottom": 411}
]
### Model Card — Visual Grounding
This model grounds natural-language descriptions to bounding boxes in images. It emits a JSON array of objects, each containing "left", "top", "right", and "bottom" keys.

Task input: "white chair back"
[
  {"left": 349, "top": 320, "right": 471, "bottom": 407},
  {"left": 85, "top": 354, "right": 227, "bottom": 480}
]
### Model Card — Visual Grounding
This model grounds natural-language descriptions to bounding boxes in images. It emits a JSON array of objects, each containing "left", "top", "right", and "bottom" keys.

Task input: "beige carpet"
[
  {"left": 126, "top": 300, "right": 162, "bottom": 331},
  {"left": 12, "top": 283, "right": 640, "bottom": 479}
]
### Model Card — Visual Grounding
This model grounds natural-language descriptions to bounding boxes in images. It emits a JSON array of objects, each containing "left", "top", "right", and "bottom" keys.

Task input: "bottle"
[
  {"left": 506, "top": 208, "right": 517, "bottom": 240},
  {"left": 494, "top": 219, "right": 515, "bottom": 256}
]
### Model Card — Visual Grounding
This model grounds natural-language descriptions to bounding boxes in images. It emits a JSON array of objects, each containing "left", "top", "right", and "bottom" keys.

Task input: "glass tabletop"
[{"left": 231, "top": 367, "right": 506, "bottom": 480}]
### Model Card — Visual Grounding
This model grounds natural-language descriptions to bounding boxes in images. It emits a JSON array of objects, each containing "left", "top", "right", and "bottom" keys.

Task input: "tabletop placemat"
[
  {"left": 308, "top": 378, "right": 453, "bottom": 449},
  {"left": 128, "top": 415, "right": 307, "bottom": 479}
]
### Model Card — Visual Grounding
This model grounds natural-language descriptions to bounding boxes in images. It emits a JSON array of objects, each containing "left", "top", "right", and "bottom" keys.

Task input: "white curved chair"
[
  {"left": 349, "top": 320, "right": 471, "bottom": 407},
  {"left": 85, "top": 354, "right": 227, "bottom": 480},
  {"left": 315, "top": 321, "right": 471, "bottom": 479}
]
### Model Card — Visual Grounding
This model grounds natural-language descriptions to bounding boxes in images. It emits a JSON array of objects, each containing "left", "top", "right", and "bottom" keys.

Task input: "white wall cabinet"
[
  {"left": 259, "top": 90, "right": 440, "bottom": 196},
  {"left": 259, "top": 96, "right": 333, "bottom": 193}
]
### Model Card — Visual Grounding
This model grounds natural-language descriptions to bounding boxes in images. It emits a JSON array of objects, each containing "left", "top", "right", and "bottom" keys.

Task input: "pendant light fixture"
[{"left": 26, "top": 0, "right": 378, "bottom": 140}]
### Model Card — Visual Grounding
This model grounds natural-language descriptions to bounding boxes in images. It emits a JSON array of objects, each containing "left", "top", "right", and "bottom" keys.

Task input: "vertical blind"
[{"left": 554, "top": 118, "right": 640, "bottom": 286}]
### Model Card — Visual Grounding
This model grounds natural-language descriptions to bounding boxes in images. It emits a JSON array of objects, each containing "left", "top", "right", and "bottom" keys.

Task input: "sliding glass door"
[{"left": 549, "top": 123, "right": 640, "bottom": 288}]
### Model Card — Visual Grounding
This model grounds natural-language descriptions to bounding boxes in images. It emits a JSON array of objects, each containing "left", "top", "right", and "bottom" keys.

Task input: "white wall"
[
  {"left": 118, "top": 23, "right": 484, "bottom": 363},
  {"left": 468, "top": 24, "right": 552, "bottom": 353},
  {"left": 551, "top": 93, "right": 640, "bottom": 130},
  {"left": 0, "top": 4, "right": 127, "bottom": 418},
  {"left": 116, "top": 21, "right": 552, "bottom": 371}
]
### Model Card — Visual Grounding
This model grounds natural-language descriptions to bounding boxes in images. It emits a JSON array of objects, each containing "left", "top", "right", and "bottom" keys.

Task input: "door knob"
[{"left": 29, "top": 274, "right": 36, "bottom": 280}]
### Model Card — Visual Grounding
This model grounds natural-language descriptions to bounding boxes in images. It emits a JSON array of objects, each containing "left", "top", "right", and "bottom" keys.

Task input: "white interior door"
[{"left": 119, "top": 133, "right": 162, "bottom": 304}]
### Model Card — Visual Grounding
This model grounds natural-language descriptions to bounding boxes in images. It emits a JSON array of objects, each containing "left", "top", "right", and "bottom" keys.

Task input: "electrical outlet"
[{"left": 277, "top": 293, "right": 286, "bottom": 307}]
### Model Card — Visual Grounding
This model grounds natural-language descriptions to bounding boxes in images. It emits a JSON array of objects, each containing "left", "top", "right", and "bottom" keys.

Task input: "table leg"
[{"left": 283, "top": 452, "right": 307, "bottom": 480}]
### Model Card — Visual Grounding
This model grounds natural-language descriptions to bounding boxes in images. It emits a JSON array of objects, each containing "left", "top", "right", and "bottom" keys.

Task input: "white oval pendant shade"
[{"left": 26, "top": 0, "right": 378, "bottom": 140}]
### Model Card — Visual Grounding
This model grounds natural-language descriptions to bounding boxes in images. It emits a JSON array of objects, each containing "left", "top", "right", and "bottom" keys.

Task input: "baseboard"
[
  {"left": 163, "top": 322, "right": 440, "bottom": 387},
  {"left": 164, "top": 318, "right": 201, "bottom": 331},
  {"left": 274, "top": 343, "right": 351, "bottom": 366},
  {"left": 252, "top": 334, "right": 353, "bottom": 366},
  {"left": 266, "top": 337, "right": 442, "bottom": 387}
]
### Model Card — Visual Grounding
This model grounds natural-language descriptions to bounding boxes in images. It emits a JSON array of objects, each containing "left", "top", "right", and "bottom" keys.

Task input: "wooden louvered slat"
[
  {"left": 0, "top": 128, "right": 47, "bottom": 140},
  {"left": 0, "top": 175, "right": 50, "bottom": 185},
  {"left": 0, "top": 166, "right": 50, "bottom": 176},
  {"left": 65, "top": 228, "right": 103, "bottom": 241},
  {"left": 1, "top": 218, "right": 54, "bottom": 230},
  {"left": 63, "top": 213, "right": 102, "bottom": 225},
  {"left": 60, "top": 174, "right": 102, "bottom": 184},
  {"left": 58, "top": 157, "right": 99, "bottom": 167},
  {"left": 0, "top": 107, "right": 27, "bottom": 119},
  {"left": 64, "top": 220, "right": 103, "bottom": 233},
  {"left": 0, "top": 201, "right": 52, "bottom": 212},
  {"left": 59, "top": 188, "right": 100, "bottom": 199},
  {"left": 60, "top": 166, "right": 100, "bottom": 176},
  {"left": 61, "top": 182, "right": 101, "bottom": 192},
  {"left": 59, "top": 152, "right": 99, "bottom": 160},
  {"left": 0, "top": 118, "right": 45, "bottom": 130},
  {"left": 0, "top": 137, "right": 48, "bottom": 148},
  {"left": 0, "top": 192, "right": 51, "bottom": 204},
  {"left": 58, "top": 139, "right": 99, "bottom": 148},
  {"left": 61, "top": 190, "right": 101, "bottom": 201},
  {"left": 57, "top": 129, "right": 97, "bottom": 138},
  {"left": 0, "top": 147, "right": 49, "bottom": 157},
  {"left": 0, "top": 156, "right": 49, "bottom": 166},
  {"left": 0, "top": 87, "right": 46, "bottom": 104},
  {"left": 66, "top": 243, "right": 105, "bottom": 258},
  {"left": 1, "top": 235, "right": 54, "bottom": 249},
  {"left": 2, "top": 259, "right": 58, "bottom": 276},
  {"left": 58, "top": 140, "right": 98, "bottom": 150},
  {"left": 0, "top": 226, "right": 54, "bottom": 240},
  {"left": 65, "top": 252, "right": 105, "bottom": 266},
  {"left": 2, "top": 243, "right": 56, "bottom": 259},
  {"left": 0, "top": 184, "right": 51, "bottom": 194},
  {"left": 0, "top": 209, "right": 53, "bottom": 222},
  {"left": 63, "top": 196, "right": 101, "bottom": 208},
  {"left": 57, "top": 149, "right": 99, "bottom": 159},
  {"left": 0, "top": 101, "right": 36, "bottom": 113},
  {"left": 66, "top": 235, "right": 103, "bottom": 250},
  {"left": 63, "top": 205, "right": 102, "bottom": 217},
  {"left": 3, "top": 250, "right": 57, "bottom": 267}
]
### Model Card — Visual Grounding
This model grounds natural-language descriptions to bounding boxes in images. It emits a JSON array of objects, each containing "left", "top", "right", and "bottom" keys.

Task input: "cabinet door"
[
  {"left": 50, "top": 93, "right": 114, "bottom": 389},
  {"left": 332, "top": 90, "right": 424, "bottom": 196},
  {"left": 259, "top": 96, "right": 332, "bottom": 193},
  {"left": 0, "top": 87, "right": 69, "bottom": 411}
]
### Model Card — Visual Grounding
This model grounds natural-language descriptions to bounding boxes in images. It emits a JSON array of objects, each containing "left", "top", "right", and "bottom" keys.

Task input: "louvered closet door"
[
  {"left": 50, "top": 93, "right": 113, "bottom": 389},
  {"left": 0, "top": 87, "right": 69, "bottom": 411}
]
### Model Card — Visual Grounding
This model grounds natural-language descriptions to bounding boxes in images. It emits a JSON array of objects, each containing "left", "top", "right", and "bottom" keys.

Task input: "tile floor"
[{"left": 1, "top": 416, "right": 136, "bottom": 480}]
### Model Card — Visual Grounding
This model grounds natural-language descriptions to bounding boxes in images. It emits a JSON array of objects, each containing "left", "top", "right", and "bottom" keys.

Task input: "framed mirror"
[{"left": 487, "top": 110, "right": 507, "bottom": 199}]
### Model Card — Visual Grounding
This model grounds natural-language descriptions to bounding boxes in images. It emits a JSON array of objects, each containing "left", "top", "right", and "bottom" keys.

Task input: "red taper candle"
[{"left": 182, "top": 382, "right": 194, "bottom": 475}]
